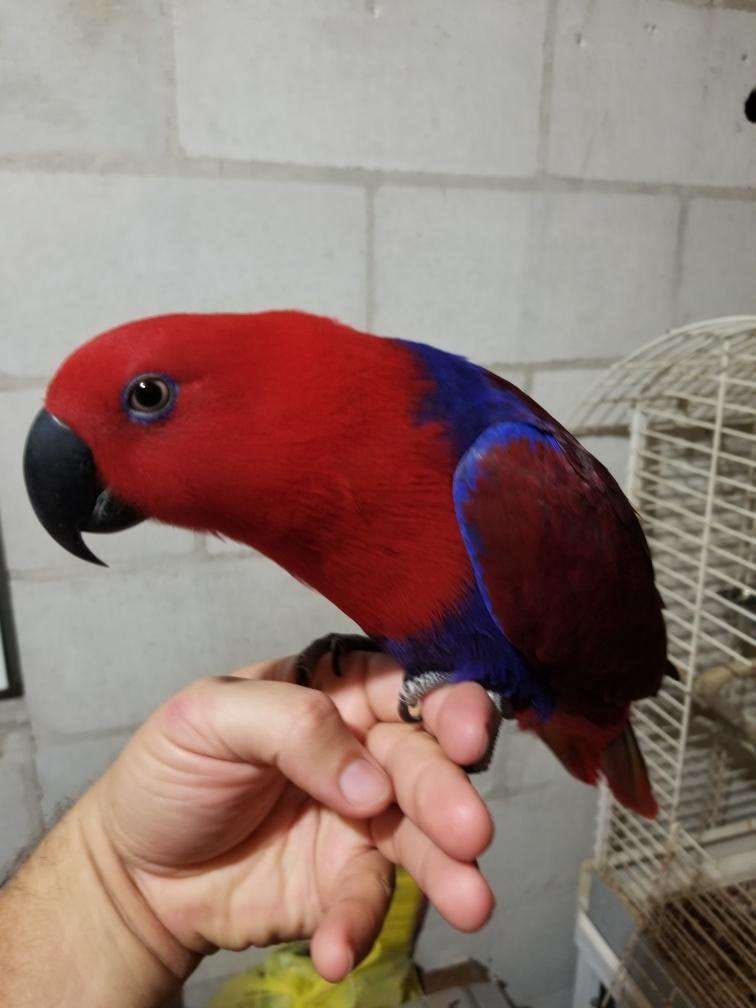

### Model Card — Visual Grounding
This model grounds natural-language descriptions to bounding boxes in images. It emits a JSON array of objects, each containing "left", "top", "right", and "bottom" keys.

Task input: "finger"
[
  {"left": 421, "top": 682, "right": 499, "bottom": 767},
  {"left": 372, "top": 806, "right": 494, "bottom": 933},
  {"left": 231, "top": 655, "right": 499, "bottom": 770},
  {"left": 227, "top": 655, "right": 299, "bottom": 683},
  {"left": 360, "top": 666, "right": 499, "bottom": 768},
  {"left": 310, "top": 651, "right": 404, "bottom": 735},
  {"left": 310, "top": 850, "right": 394, "bottom": 982},
  {"left": 230, "top": 652, "right": 405, "bottom": 738},
  {"left": 367, "top": 723, "right": 493, "bottom": 862},
  {"left": 160, "top": 677, "right": 393, "bottom": 819}
]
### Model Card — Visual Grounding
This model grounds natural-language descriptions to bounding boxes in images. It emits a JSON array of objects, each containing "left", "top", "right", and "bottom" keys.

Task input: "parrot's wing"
[
  {"left": 453, "top": 421, "right": 666, "bottom": 817},
  {"left": 452, "top": 421, "right": 667, "bottom": 714}
]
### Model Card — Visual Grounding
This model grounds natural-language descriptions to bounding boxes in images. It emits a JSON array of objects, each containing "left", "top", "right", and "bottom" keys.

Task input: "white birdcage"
[{"left": 569, "top": 317, "right": 756, "bottom": 1008}]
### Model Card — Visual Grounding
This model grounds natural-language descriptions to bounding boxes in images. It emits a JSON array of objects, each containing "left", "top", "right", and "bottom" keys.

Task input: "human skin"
[{"left": 0, "top": 652, "right": 497, "bottom": 1007}]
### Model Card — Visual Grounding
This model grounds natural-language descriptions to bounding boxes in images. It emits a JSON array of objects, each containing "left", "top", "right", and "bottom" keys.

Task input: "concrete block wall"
[{"left": 1, "top": 2, "right": 755, "bottom": 1006}]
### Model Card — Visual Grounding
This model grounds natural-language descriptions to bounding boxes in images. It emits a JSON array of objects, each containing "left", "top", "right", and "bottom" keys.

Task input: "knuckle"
[
  {"left": 294, "top": 689, "right": 339, "bottom": 736},
  {"left": 365, "top": 864, "right": 395, "bottom": 902},
  {"left": 185, "top": 675, "right": 225, "bottom": 708},
  {"left": 162, "top": 676, "right": 228, "bottom": 731},
  {"left": 348, "top": 648, "right": 374, "bottom": 684}
]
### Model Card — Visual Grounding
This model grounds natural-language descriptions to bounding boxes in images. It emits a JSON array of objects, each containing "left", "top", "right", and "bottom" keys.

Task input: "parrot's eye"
[{"left": 124, "top": 374, "right": 176, "bottom": 422}]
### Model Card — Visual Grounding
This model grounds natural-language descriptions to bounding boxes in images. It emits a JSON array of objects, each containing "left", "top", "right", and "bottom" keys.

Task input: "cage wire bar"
[{"left": 570, "top": 318, "right": 756, "bottom": 1008}]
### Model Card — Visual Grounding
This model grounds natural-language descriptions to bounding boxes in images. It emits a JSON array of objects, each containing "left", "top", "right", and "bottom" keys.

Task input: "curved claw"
[
  {"left": 331, "top": 634, "right": 382, "bottom": 677},
  {"left": 398, "top": 697, "right": 423, "bottom": 724},
  {"left": 294, "top": 633, "right": 381, "bottom": 685},
  {"left": 397, "top": 670, "right": 453, "bottom": 724},
  {"left": 397, "top": 673, "right": 515, "bottom": 774}
]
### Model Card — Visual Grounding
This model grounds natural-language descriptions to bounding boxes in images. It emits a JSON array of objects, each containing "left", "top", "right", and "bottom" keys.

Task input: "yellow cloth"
[{"left": 209, "top": 869, "right": 424, "bottom": 1008}]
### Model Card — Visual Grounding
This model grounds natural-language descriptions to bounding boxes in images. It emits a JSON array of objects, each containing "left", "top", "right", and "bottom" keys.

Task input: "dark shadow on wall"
[{"left": 0, "top": 514, "right": 23, "bottom": 699}]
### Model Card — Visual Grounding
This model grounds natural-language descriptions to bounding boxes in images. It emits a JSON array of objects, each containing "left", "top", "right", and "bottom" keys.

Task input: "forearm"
[{"left": 0, "top": 788, "right": 197, "bottom": 1008}]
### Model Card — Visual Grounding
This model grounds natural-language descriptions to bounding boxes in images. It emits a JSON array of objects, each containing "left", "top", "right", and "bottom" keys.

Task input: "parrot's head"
[{"left": 23, "top": 311, "right": 345, "bottom": 565}]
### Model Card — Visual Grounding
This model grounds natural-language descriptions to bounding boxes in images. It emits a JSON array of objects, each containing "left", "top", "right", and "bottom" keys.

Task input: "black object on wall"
[{"left": 0, "top": 518, "right": 22, "bottom": 699}]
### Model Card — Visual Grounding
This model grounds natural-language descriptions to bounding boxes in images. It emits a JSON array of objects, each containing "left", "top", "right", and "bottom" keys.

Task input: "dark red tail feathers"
[
  {"left": 520, "top": 710, "right": 658, "bottom": 819},
  {"left": 599, "top": 722, "right": 658, "bottom": 819}
]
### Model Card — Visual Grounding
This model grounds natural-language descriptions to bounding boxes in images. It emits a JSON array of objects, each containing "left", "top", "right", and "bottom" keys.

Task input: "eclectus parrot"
[{"left": 24, "top": 312, "right": 671, "bottom": 817}]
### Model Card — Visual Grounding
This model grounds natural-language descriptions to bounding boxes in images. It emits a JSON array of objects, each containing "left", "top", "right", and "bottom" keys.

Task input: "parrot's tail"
[
  {"left": 599, "top": 722, "right": 658, "bottom": 819},
  {"left": 521, "top": 710, "right": 658, "bottom": 819}
]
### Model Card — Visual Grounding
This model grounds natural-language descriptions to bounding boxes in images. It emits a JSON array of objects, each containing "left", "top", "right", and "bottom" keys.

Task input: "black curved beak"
[{"left": 23, "top": 409, "right": 144, "bottom": 567}]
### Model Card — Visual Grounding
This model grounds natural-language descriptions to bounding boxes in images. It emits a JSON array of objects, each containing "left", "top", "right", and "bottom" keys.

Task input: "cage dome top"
[{"left": 570, "top": 316, "right": 756, "bottom": 434}]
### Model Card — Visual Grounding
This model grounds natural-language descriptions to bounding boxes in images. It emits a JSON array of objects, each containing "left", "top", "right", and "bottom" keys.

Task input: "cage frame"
[{"left": 569, "top": 317, "right": 756, "bottom": 1008}]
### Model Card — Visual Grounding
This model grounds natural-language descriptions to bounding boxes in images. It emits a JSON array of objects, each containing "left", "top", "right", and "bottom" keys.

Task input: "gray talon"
[
  {"left": 397, "top": 674, "right": 511, "bottom": 775},
  {"left": 294, "top": 633, "right": 380, "bottom": 683},
  {"left": 397, "top": 670, "right": 453, "bottom": 722}
]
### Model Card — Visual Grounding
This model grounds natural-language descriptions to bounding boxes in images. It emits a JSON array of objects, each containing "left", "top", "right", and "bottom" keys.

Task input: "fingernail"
[{"left": 339, "top": 759, "right": 390, "bottom": 807}]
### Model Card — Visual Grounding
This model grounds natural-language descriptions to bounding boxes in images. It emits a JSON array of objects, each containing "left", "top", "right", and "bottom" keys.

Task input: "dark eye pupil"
[
  {"left": 134, "top": 380, "right": 163, "bottom": 408},
  {"left": 130, "top": 378, "right": 168, "bottom": 412}
]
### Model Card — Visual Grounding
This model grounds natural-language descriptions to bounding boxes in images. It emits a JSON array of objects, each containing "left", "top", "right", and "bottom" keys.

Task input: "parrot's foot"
[
  {"left": 397, "top": 671, "right": 454, "bottom": 723},
  {"left": 398, "top": 672, "right": 515, "bottom": 774},
  {"left": 398, "top": 672, "right": 514, "bottom": 723},
  {"left": 294, "top": 633, "right": 382, "bottom": 685}
]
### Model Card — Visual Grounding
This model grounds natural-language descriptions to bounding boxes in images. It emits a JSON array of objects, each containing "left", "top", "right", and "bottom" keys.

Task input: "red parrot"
[{"left": 24, "top": 311, "right": 672, "bottom": 817}]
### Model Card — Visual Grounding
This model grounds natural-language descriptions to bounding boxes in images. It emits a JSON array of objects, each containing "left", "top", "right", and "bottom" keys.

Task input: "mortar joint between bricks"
[
  {"left": 488, "top": 357, "right": 620, "bottom": 373},
  {"left": 671, "top": 196, "right": 692, "bottom": 322},
  {"left": 536, "top": 0, "right": 560, "bottom": 177},
  {"left": 2, "top": 158, "right": 756, "bottom": 204},
  {"left": 365, "top": 184, "right": 377, "bottom": 332}
]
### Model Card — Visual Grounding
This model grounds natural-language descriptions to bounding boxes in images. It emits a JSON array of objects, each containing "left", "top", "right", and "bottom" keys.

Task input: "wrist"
[
  {"left": 75, "top": 785, "right": 200, "bottom": 994},
  {"left": 0, "top": 786, "right": 198, "bottom": 1008}
]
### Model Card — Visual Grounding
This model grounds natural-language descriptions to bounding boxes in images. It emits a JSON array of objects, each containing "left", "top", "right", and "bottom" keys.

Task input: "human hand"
[{"left": 88, "top": 653, "right": 497, "bottom": 983}]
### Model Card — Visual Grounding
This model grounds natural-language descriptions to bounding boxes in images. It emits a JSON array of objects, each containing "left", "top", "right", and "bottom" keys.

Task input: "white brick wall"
[
  {"left": 0, "top": 173, "right": 366, "bottom": 376},
  {"left": 2, "top": 2, "right": 756, "bottom": 1006},
  {"left": 679, "top": 199, "right": 756, "bottom": 321},
  {"left": 173, "top": 0, "right": 548, "bottom": 174},
  {"left": 0, "top": 713, "right": 44, "bottom": 879},
  {"left": 374, "top": 188, "right": 538, "bottom": 358},
  {"left": 515, "top": 194, "right": 680, "bottom": 361},
  {"left": 549, "top": 0, "right": 756, "bottom": 185},
  {"left": 374, "top": 189, "right": 680, "bottom": 362},
  {"left": 12, "top": 557, "right": 358, "bottom": 737},
  {"left": 0, "top": 1, "right": 169, "bottom": 159}
]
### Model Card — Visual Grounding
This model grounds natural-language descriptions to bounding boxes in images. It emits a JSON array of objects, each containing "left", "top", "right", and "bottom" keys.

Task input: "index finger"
[
  {"left": 362, "top": 665, "right": 499, "bottom": 769},
  {"left": 156, "top": 676, "right": 394, "bottom": 819},
  {"left": 231, "top": 652, "right": 498, "bottom": 770}
]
